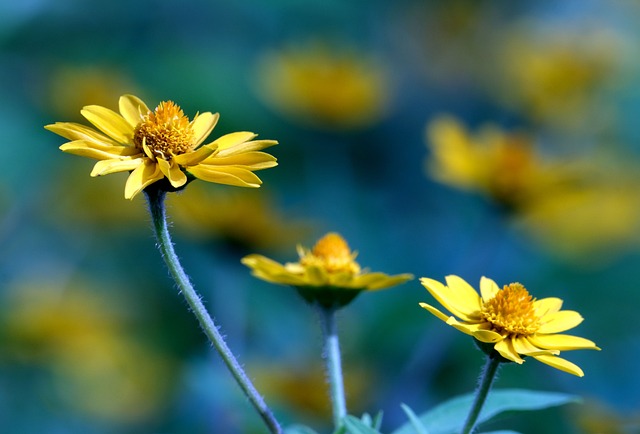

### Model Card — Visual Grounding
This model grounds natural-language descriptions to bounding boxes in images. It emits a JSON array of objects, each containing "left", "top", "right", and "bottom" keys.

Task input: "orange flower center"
[
  {"left": 481, "top": 283, "right": 540, "bottom": 335},
  {"left": 300, "top": 233, "right": 361, "bottom": 274},
  {"left": 133, "top": 101, "right": 195, "bottom": 159}
]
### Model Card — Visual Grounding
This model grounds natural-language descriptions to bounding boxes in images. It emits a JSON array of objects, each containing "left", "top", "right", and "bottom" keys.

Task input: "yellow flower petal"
[
  {"left": 60, "top": 141, "right": 140, "bottom": 160},
  {"left": 157, "top": 158, "right": 187, "bottom": 188},
  {"left": 495, "top": 338, "right": 525, "bottom": 364},
  {"left": 202, "top": 152, "right": 278, "bottom": 169},
  {"left": 418, "top": 302, "right": 452, "bottom": 323},
  {"left": 533, "top": 355, "right": 584, "bottom": 377},
  {"left": 420, "top": 277, "right": 481, "bottom": 322},
  {"left": 512, "top": 335, "right": 559, "bottom": 356},
  {"left": 479, "top": 276, "right": 500, "bottom": 302},
  {"left": 534, "top": 297, "right": 564, "bottom": 316},
  {"left": 187, "top": 166, "right": 263, "bottom": 188},
  {"left": 528, "top": 334, "right": 600, "bottom": 351},
  {"left": 211, "top": 132, "right": 258, "bottom": 151},
  {"left": 45, "top": 122, "right": 119, "bottom": 144},
  {"left": 173, "top": 145, "right": 216, "bottom": 166},
  {"left": 446, "top": 316, "right": 490, "bottom": 337},
  {"left": 124, "top": 160, "right": 164, "bottom": 200},
  {"left": 216, "top": 139, "right": 279, "bottom": 157},
  {"left": 445, "top": 275, "right": 483, "bottom": 312},
  {"left": 472, "top": 329, "right": 504, "bottom": 343},
  {"left": 81, "top": 105, "right": 134, "bottom": 144},
  {"left": 191, "top": 112, "right": 219, "bottom": 146},
  {"left": 91, "top": 158, "right": 143, "bottom": 176},
  {"left": 538, "top": 310, "right": 584, "bottom": 334},
  {"left": 118, "top": 94, "right": 150, "bottom": 127}
]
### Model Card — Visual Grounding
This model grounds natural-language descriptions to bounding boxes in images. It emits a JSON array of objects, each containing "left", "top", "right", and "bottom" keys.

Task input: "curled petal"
[
  {"left": 533, "top": 355, "right": 584, "bottom": 377},
  {"left": 419, "top": 302, "right": 452, "bottom": 323},
  {"left": 472, "top": 329, "right": 504, "bottom": 343},
  {"left": 480, "top": 276, "right": 500, "bottom": 302},
  {"left": 420, "top": 277, "right": 482, "bottom": 322},
  {"left": 534, "top": 297, "right": 564, "bottom": 317},
  {"left": 81, "top": 105, "right": 134, "bottom": 144},
  {"left": 124, "top": 160, "right": 164, "bottom": 199},
  {"left": 119, "top": 94, "right": 150, "bottom": 127},
  {"left": 191, "top": 112, "right": 219, "bottom": 146},
  {"left": 157, "top": 158, "right": 187, "bottom": 188},
  {"left": 495, "top": 338, "right": 524, "bottom": 364},
  {"left": 201, "top": 152, "right": 277, "bottom": 169},
  {"left": 91, "top": 158, "right": 143, "bottom": 176}
]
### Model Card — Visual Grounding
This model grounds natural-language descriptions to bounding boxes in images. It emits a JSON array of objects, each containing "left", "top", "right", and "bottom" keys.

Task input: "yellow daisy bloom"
[
  {"left": 420, "top": 275, "right": 600, "bottom": 377},
  {"left": 45, "top": 94, "right": 278, "bottom": 199},
  {"left": 242, "top": 232, "right": 413, "bottom": 307}
]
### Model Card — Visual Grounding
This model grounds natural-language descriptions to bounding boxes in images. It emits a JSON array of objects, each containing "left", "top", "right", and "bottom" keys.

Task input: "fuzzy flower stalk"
[
  {"left": 46, "top": 95, "right": 282, "bottom": 433},
  {"left": 420, "top": 275, "right": 599, "bottom": 433},
  {"left": 243, "top": 233, "right": 412, "bottom": 428}
]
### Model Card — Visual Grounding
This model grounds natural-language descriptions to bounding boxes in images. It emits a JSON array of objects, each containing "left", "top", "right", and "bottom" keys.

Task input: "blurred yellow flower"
[
  {"left": 420, "top": 275, "right": 600, "bottom": 377},
  {"left": 425, "top": 115, "right": 571, "bottom": 209},
  {"left": 242, "top": 232, "right": 412, "bottom": 307},
  {"left": 496, "top": 22, "right": 620, "bottom": 129},
  {"left": 46, "top": 95, "right": 277, "bottom": 199},
  {"left": 256, "top": 43, "right": 390, "bottom": 130},
  {"left": 3, "top": 281, "right": 175, "bottom": 422},
  {"left": 169, "top": 182, "right": 310, "bottom": 251}
]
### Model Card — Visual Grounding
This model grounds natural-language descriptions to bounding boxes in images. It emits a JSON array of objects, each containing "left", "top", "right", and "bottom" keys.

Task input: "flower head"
[
  {"left": 256, "top": 42, "right": 390, "bottom": 130},
  {"left": 420, "top": 275, "right": 600, "bottom": 376},
  {"left": 425, "top": 116, "right": 567, "bottom": 209},
  {"left": 46, "top": 94, "right": 278, "bottom": 199},
  {"left": 242, "top": 232, "right": 413, "bottom": 308}
]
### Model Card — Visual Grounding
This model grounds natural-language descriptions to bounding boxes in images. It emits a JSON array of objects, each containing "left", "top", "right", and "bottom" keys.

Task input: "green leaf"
[
  {"left": 392, "top": 389, "right": 580, "bottom": 434},
  {"left": 342, "top": 415, "right": 385, "bottom": 434},
  {"left": 284, "top": 425, "right": 321, "bottom": 434},
  {"left": 400, "top": 403, "right": 429, "bottom": 434}
]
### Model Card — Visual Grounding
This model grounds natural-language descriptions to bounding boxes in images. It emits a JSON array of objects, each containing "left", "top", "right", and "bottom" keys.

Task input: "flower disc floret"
[
  {"left": 133, "top": 101, "right": 195, "bottom": 158},
  {"left": 481, "top": 283, "right": 540, "bottom": 335},
  {"left": 46, "top": 94, "right": 278, "bottom": 199},
  {"left": 419, "top": 275, "right": 600, "bottom": 377}
]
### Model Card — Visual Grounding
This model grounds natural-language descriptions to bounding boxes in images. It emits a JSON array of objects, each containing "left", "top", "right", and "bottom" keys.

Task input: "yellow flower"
[
  {"left": 420, "top": 275, "right": 600, "bottom": 377},
  {"left": 242, "top": 232, "right": 413, "bottom": 307},
  {"left": 46, "top": 94, "right": 278, "bottom": 199},
  {"left": 425, "top": 115, "right": 570, "bottom": 209},
  {"left": 256, "top": 43, "right": 390, "bottom": 130}
]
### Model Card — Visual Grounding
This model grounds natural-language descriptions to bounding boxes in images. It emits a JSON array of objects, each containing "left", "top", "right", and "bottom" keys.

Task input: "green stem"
[
  {"left": 316, "top": 305, "right": 347, "bottom": 428},
  {"left": 461, "top": 355, "right": 502, "bottom": 434},
  {"left": 145, "top": 187, "right": 282, "bottom": 434}
]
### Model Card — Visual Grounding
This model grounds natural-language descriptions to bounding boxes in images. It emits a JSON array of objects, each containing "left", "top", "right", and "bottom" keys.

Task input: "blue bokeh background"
[{"left": 1, "top": 0, "right": 639, "bottom": 433}]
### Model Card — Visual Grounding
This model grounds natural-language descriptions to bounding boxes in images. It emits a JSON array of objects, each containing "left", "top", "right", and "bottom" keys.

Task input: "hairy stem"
[{"left": 145, "top": 186, "right": 281, "bottom": 434}]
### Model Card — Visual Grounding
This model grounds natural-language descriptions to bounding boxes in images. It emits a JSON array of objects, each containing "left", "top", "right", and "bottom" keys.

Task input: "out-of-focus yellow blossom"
[
  {"left": 169, "top": 182, "right": 310, "bottom": 251},
  {"left": 573, "top": 400, "right": 640, "bottom": 434},
  {"left": 496, "top": 22, "right": 621, "bottom": 129},
  {"left": 256, "top": 43, "right": 391, "bottom": 130},
  {"left": 242, "top": 232, "right": 412, "bottom": 307},
  {"left": 46, "top": 65, "right": 138, "bottom": 120},
  {"left": 252, "top": 361, "right": 372, "bottom": 421},
  {"left": 420, "top": 275, "right": 600, "bottom": 377},
  {"left": 3, "top": 281, "right": 175, "bottom": 422},
  {"left": 46, "top": 95, "right": 277, "bottom": 199},
  {"left": 425, "top": 115, "right": 570, "bottom": 209}
]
